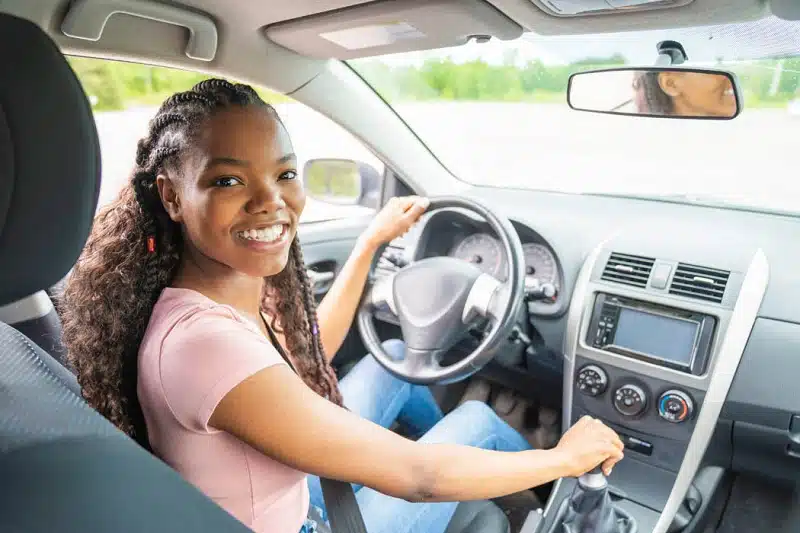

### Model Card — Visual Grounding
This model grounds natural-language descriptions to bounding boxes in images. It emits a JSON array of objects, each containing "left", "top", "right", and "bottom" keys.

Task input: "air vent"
[
  {"left": 601, "top": 252, "right": 655, "bottom": 288},
  {"left": 669, "top": 263, "right": 730, "bottom": 303}
]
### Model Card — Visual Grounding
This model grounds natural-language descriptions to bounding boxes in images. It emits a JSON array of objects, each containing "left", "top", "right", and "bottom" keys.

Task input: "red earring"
[{"left": 146, "top": 235, "right": 156, "bottom": 254}]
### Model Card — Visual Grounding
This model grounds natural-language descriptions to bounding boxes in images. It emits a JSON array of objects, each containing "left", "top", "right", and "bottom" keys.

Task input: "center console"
[{"left": 529, "top": 244, "right": 769, "bottom": 533}]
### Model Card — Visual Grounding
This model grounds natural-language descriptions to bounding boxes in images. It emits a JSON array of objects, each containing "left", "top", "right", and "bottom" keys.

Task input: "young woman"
[{"left": 62, "top": 79, "right": 624, "bottom": 533}]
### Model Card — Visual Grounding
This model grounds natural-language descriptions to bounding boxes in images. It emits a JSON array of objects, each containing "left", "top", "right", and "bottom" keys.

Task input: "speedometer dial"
[
  {"left": 523, "top": 243, "right": 559, "bottom": 288},
  {"left": 451, "top": 233, "right": 505, "bottom": 280}
]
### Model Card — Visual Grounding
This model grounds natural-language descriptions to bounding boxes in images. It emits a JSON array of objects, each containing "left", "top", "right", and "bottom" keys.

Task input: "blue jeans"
[{"left": 305, "top": 339, "right": 532, "bottom": 533}]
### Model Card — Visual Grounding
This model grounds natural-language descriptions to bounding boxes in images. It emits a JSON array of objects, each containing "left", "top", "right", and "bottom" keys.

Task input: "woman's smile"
[{"left": 234, "top": 222, "right": 291, "bottom": 252}]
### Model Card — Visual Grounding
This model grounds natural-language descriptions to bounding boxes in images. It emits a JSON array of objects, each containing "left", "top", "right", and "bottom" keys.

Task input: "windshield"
[{"left": 349, "top": 16, "right": 800, "bottom": 215}]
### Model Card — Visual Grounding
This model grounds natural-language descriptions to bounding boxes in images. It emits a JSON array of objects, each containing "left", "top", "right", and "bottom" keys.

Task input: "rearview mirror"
[
  {"left": 568, "top": 67, "right": 741, "bottom": 119},
  {"left": 303, "top": 158, "right": 382, "bottom": 209}
]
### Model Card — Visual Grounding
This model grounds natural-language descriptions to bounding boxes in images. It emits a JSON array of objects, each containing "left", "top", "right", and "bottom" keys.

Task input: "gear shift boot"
[{"left": 548, "top": 470, "right": 637, "bottom": 533}]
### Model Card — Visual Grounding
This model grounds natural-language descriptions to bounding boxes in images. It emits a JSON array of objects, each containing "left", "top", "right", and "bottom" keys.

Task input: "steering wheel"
[{"left": 357, "top": 196, "right": 526, "bottom": 385}]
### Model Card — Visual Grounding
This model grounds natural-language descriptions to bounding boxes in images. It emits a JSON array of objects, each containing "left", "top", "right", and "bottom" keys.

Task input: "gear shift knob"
[{"left": 577, "top": 466, "right": 607, "bottom": 491}]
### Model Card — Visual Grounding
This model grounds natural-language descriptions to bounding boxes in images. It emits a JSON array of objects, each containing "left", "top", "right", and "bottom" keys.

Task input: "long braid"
[
  {"left": 64, "top": 78, "right": 343, "bottom": 445},
  {"left": 261, "top": 239, "right": 344, "bottom": 407},
  {"left": 291, "top": 239, "right": 343, "bottom": 405}
]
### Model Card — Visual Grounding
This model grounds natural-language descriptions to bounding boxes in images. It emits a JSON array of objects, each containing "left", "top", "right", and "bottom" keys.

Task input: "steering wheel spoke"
[
  {"left": 462, "top": 273, "right": 504, "bottom": 324},
  {"left": 366, "top": 273, "right": 397, "bottom": 315},
  {"left": 399, "top": 348, "right": 444, "bottom": 379}
]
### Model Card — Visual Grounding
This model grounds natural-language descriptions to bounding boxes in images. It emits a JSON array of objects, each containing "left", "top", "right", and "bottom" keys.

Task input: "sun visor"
[{"left": 264, "top": 0, "right": 523, "bottom": 59}]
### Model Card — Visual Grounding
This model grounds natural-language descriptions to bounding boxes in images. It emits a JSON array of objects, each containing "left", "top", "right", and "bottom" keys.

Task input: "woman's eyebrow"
[
  {"left": 277, "top": 153, "right": 297, "bottom": 165},
  {"left": 208, "top": 156, "right": 250, "bottom": 168}
]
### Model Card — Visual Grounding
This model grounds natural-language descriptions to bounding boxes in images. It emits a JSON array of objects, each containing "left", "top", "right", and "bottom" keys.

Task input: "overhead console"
[
  {"left": 264, "top": 0, "right": 523, "bottom": 59},
  {"left": 535, "top": 239, "right": 769, "bottom": 533}
]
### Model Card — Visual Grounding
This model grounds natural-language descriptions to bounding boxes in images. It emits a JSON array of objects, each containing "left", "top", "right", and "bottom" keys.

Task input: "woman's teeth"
[{"left": 238, "top": 225, "right": 285, "bottom": 243}]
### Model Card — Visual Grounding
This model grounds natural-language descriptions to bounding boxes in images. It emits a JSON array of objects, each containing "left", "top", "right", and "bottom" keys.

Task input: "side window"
[{"left": 69, "top": 57, "right": 382, "bottom": 223}]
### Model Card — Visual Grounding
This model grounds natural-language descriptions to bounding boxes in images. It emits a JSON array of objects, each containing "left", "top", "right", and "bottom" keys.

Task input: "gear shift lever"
[{"left": 547, "top": 467, "right": 637, "bottom": 533}]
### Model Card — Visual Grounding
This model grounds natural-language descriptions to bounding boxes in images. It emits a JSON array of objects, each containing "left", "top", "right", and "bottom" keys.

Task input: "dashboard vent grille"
[
  {"left": 601, "top": 253, "right": 655, "bottom": 288},
  {"left": 669, "top": 263, "right": 730, "bottom": 303}
]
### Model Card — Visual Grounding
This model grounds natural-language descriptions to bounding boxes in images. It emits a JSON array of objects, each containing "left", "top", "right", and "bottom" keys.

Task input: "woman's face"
[
  {"left": 658, "top": 71, "right": 737, "bottom": 117},
  {"left": 159, "top": 105, "right": 304, "bottom": 279}
]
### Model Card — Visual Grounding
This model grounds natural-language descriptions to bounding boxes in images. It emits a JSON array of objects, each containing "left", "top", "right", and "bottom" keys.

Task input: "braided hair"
[
  {"left": 632, "top": 71, "right": 675, "bottom": 115},
  {"left": 61, "top": 79, "right": 343, "bottom": 446}
]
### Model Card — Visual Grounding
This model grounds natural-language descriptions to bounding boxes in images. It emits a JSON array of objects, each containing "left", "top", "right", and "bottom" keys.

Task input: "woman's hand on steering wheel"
[{"left": 360, "top": 196, "right": 430, "bottom": 250}]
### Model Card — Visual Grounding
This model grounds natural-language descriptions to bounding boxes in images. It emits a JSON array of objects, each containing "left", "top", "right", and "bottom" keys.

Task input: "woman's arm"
[
  {"left": 316, "top": 196, "right": 429, "bottom": 360},
  {"left": 210, "top": 364, "right": 624, "bottom": 502}
]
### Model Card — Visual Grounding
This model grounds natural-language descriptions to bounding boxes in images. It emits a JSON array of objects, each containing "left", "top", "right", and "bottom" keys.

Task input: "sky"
[{"left": 370, "top": 15, "right": 800, "bottom": 67}]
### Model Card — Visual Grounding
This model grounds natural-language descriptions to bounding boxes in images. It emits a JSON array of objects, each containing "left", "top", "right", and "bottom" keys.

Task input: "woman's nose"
[{"left": 246, "top": 180, "right": 286, "bottom": 214}]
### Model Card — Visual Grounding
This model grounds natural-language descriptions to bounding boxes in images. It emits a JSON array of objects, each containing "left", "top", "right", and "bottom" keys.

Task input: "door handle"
[{"left": 307, "top": 269, "right": 335, "bottom": 289}]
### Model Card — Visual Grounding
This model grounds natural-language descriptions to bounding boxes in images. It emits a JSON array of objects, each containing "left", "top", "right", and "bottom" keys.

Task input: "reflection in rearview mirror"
[{"left": 568, "top": 68, "right": 741, "bottom": 119}]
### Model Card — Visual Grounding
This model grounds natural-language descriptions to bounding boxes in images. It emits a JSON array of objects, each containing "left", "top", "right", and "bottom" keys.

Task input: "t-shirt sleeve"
[{"left": 159, "top": 305, "right": 287, "bottom": 433}]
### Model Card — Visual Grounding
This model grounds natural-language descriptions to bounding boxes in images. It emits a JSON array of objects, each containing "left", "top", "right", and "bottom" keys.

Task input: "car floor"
[{"left": 713, "top": 474, "right": 800, "bottom": 533}]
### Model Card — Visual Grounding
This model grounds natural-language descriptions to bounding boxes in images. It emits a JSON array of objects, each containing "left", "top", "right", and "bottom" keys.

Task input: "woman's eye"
[
  {"left": 213, "top": 176, "right": 242, "bottom": 187},
  {"left": 279, "top": 170, "right": 298, "bottom": 181}
]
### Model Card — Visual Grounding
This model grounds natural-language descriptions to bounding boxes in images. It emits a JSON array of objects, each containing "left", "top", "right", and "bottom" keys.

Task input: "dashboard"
[
  {"left": 300, "top": 181, "right": 800, "bottom": 533},
  {"left": 361, "top": 188, "right": 800, "bottom": 521}
]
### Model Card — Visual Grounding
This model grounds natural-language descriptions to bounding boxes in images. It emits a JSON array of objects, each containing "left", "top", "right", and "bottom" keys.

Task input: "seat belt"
[
  {"left": 258, "top": 318, "right": 369, "bottom": 532},
  {"left": 320, "top": 477, "right": 369, "bottom": 533}
]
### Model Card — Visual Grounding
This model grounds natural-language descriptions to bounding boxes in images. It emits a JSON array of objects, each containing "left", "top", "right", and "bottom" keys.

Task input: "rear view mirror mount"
[{"left": 567, "top": 67, "right": 742, "bottom": 120}]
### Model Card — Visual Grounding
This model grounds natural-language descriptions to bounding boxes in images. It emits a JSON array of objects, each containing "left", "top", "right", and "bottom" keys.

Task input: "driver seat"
[
  {"left": 0, "top": 13, "right": 510, "bottom": 533},
  {"left": 0, "top": 13, "right": 256, "bottom": 532}
]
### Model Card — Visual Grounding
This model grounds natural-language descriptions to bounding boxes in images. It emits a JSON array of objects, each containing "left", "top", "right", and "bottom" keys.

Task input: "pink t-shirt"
[{"left": 137, "top": 287, "right": 309, "bottom": 532}]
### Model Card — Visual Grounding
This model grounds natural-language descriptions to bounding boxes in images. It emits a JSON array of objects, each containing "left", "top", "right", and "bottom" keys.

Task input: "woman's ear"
[
  {"left": 156, "top": 174, "right": 183, "bottom": 223},
  {"left": 658, "top": 72, "right": 681, "bottom": 97}
]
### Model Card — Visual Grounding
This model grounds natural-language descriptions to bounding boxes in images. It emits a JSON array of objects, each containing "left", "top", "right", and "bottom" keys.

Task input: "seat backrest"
[
  {"left": 0, "top": 291, "right": 68, "bottom": 367},
  {"left": 0, "top": 13, "right": 251, "bottom": 533}
]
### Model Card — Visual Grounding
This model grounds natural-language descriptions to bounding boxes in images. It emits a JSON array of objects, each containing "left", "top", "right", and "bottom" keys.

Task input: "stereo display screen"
[{"left": 613, "top": 307, "right": 699, "bottom": 366}]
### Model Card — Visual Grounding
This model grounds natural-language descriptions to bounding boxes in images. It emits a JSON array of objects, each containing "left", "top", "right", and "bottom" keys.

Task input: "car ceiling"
[{"left": 0, "top": 0, "right": 792, "bottom": 96}]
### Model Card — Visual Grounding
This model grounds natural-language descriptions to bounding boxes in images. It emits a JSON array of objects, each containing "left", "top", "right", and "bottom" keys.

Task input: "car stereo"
[{"left": 586, "top": 293, "right": 716, "bottom": 375}]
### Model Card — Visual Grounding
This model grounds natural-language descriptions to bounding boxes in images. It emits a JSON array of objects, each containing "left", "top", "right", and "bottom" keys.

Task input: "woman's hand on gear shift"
[{"left": 554, "top": 416, "right": 625, "bottom": 478}]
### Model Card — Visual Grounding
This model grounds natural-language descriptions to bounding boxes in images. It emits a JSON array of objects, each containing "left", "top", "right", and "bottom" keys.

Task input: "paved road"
[{"left": 94, "top": 102, "right": 799, "bottom": 219}]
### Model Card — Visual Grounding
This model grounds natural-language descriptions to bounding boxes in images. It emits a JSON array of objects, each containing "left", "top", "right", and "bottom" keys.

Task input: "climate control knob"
[
  {"left": 576, "top": 365, "right": 608, "bottom": 397},
  {"left": 658, "top": 390, "right": 694, "bottom": 423},
  {"left": 613, "top": 384, "right": 647, "bottom": 417}
]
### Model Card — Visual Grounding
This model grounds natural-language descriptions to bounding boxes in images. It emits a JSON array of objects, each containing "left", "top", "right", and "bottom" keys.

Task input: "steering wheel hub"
[{"left": 393, "top": 257, "right": 483, "bottom": 351}]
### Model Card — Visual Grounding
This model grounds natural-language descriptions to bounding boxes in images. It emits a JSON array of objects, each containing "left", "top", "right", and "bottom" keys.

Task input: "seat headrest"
[{"left": 0, "top": 14, "right": 100, "bottom": 306}]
